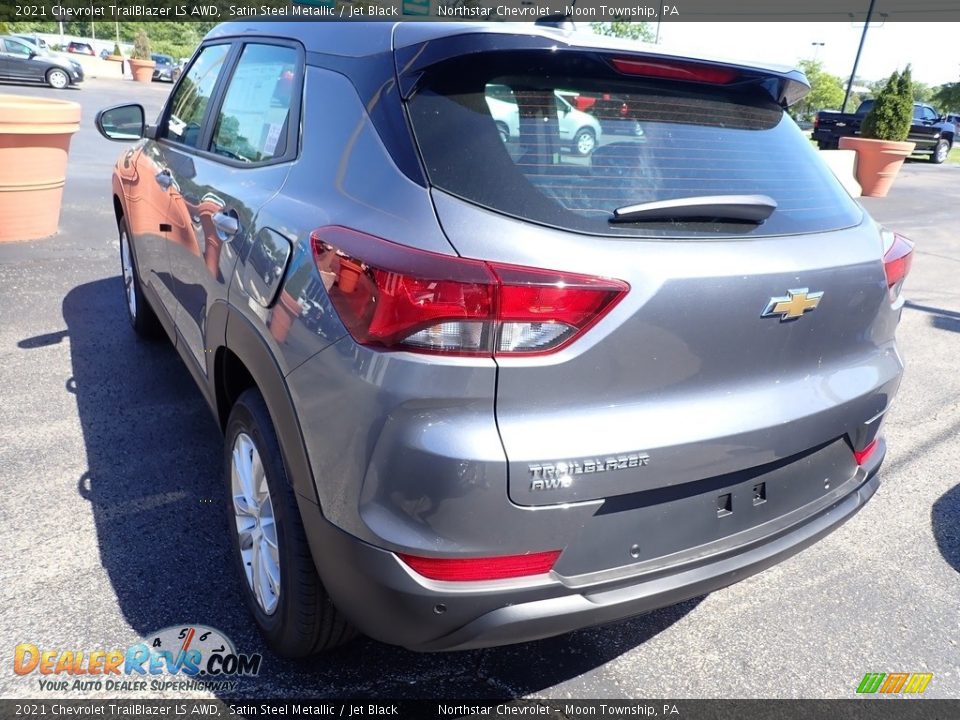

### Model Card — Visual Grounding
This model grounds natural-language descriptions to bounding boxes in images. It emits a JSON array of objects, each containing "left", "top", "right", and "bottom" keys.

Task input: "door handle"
[
  {"left": 212, "top": 211, "right": 240, "bottom": 240},
  {"left": 154, "top": 169, "right": 173, "bottom": 190}
]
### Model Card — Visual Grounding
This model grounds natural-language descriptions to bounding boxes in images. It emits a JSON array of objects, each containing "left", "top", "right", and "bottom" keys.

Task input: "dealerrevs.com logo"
[{"left": 13, "top": 625, "right": 262, "bottom": 693}]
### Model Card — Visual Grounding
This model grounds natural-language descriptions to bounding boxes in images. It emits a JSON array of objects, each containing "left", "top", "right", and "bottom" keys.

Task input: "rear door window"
[
  {"left": 209, "top": 43, "right": 298, "bottom": 164},
  {"left": 406, "top": 53, "right": 862, "bottom": 238}
]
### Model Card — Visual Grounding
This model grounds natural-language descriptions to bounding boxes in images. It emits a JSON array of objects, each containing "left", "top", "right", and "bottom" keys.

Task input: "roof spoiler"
[{"left": 394, "top": 31, "right": 810, "bottom": 108}]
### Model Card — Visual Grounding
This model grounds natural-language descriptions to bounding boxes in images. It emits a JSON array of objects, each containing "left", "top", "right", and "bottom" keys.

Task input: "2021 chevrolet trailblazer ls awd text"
[{"left": 95, "top": 21, "right": 912, "bottom": 656}]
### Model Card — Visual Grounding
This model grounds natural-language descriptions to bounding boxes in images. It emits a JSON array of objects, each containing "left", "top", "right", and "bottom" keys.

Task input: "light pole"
[
  {"left": 842, "top": 0, "right": 877, "bottom": 113},
  {"left": 811, "top": 42, "right": 825, "bottom": 61}
]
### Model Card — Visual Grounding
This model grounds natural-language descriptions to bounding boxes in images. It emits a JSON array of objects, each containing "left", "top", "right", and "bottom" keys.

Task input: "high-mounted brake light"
[
  {"left": 397, "top": 550, "right": 561, "bottom": 582},
  {"left": 853, "top": 439, "right": 879, "bottom": 466},
  {"left": 310, "top": 226, "right": 629, "bottom": 357},
  {"left": 881, "top": 229, "right": 914, "bottom": 295},
  {"left": 610, "top": 57, "right": 739, "bottom": 84}
]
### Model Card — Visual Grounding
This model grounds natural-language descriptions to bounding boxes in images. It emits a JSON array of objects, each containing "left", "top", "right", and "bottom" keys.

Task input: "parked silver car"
[
  {"left": 487, "top": 87, "right": 603, "bottom": 155},
  {"left": 95, "top": 22, "right": 912, "bottom": 657}
]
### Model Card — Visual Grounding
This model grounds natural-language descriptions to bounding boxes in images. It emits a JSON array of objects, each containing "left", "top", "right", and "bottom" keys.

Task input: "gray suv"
[{"left": 95, "top": 22, "right": 912, "bottom": 656}]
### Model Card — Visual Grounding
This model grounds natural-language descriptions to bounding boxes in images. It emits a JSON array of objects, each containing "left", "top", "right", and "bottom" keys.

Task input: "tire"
[
  {"left": 224, "top": 389, "right": 356, "bottom": 657},
  {"left": 46, "top": 68, "right": 69, "bottom": 90},
  {"left": 930, "top": 138, "right": 950, "bottom": 164},
  {"left": 817, "top": 140, "right": 838, "bottom": 151},
  {"left": 573, "top": 127, "right": 597, "bottom": 156},
  {"left": 118, "top": 217, "right": 162, "bottom": 338}
]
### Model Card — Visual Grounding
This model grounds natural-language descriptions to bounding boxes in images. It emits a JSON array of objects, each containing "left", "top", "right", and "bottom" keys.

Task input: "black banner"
[
  {"left": 0, "top": 700, "right": 954, "bottom": 720},
  {"left": 3, "top": 0, "right": 960, "bottom": 22}
]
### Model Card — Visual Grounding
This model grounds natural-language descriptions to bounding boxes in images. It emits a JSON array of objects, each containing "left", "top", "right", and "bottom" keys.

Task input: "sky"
[{"left": 651, "top": 22, "right": 959, "bottom": 88}]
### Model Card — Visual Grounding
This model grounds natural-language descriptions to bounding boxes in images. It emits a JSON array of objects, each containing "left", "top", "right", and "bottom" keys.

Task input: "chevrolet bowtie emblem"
[{"left": 762, "top": 288, "right": 824, "bottom": 321}]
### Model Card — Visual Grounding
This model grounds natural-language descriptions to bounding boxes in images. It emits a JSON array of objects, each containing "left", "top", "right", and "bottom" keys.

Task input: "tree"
[
  {"left": 589, "top": 22, "right": 654, "bottom": 43},
  {"left": 793, "top": 60, "right": 845, "bottom": 120},
  {"left": 861, "top": 69, "right": 912, "bottom": 141},
  {"left": 911, "top": 81, "right": 932, "bottom": 103},
  {"left": 932, "top": 82, "right": 960, "bottom": 113}
]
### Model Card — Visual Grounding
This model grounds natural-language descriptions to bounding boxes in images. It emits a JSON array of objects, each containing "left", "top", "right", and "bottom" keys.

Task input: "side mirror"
[{"left": 95, "top": 104, "right": 145, "bottom": 141}]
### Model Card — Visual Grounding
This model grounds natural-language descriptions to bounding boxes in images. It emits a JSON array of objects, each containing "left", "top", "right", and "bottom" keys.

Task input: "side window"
[
  {"left": 160, "top": 44, "right": 231, "bottom": 149},
  {"left": 209, "top": 44, "right": 298, "bottom": 164},
  {"left": 6, "top": 39, "right": 33, "bottom": 57},
  {"left": 923, "top": 107, "right": 938, "bottom": 121}
]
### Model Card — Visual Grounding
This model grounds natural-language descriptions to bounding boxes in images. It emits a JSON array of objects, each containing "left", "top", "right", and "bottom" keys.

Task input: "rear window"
[{"left": 406, "top": 52, "right": 862, "bottom": 238}]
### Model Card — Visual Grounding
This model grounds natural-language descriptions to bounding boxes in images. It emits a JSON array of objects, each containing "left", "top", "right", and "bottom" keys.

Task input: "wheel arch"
[{"left": 215, "top": 306, "right": 321, "bottom": 510}]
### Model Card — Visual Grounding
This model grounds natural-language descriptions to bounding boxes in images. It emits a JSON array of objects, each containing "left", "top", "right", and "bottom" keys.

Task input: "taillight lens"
[
  {"left": 854, "top": 438, "right": 879, "bottom": 466},
  {"left": 610, "top": 57, "right": 739, "bottom": 84},
  {"left": 311, "top": 226, "right": 628, "bottom": 357},
  {"left": 880, "top": 228, "right": 914, "bottom": 297},
  {"left": 813, "top": 113, "right": 820, "bottom": 131},
  {"left": 397, "top": 550, "right": 561, "bottom": 581}
]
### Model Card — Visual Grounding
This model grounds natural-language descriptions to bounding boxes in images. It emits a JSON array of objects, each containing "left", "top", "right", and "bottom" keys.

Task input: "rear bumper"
[{"left": 299, "top": 445, "right": 883, "bottom": 651}]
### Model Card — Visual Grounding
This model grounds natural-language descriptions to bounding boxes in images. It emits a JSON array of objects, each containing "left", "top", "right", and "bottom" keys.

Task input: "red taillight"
[
  {"left": 397, "top": 550, "right": 561, "bottom": 581},
  {"left": 610, "top": 57, "right": 739, "bottom": 84},
  {"left": 813, "top": 113, "right": 820, "bottom": 131},
  {"left": 310, "top": 226, "right": 629, "bottom": 357},
  {"left": 854, "top": 439, "right": 879, "bottom": 466},
  {"left": 882, "top": 230, "right": 914, "bottom": 293}
]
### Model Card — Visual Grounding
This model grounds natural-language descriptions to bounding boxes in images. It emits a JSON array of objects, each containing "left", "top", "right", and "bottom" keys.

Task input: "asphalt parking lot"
[{"left": 1, "top": 76, "right": 959, "bottom": 701}]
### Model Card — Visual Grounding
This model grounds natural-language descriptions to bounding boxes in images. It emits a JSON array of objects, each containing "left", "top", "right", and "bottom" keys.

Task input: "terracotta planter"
[
  {"left": 337, "top": 258, "right": 363, "bottom": 293},
  {"left": 269, "top": 290, "right": 302, "bottom": 343},
  {"left": 128, "top": 59, "right": 156, "bottom": 83},
  {"left": 839, "top": 136, "right": 916, "bottom": 198},
  {"left": 0, "top": 94, "right": 81, "bottom": 242}
]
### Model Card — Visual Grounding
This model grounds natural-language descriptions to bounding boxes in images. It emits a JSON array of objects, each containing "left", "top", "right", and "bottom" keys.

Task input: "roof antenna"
[{"left": 535, "top": 0, "right": 577, "bottom": 30}]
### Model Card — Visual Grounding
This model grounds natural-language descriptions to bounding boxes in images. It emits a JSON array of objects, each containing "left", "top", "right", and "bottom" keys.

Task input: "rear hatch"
[{"left": 398, "top": 29, "right": 901, "bottom": 508}]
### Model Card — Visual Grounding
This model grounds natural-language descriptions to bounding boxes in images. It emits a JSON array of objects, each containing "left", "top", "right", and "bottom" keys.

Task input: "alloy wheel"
[
  {"left": 48, "top": 70, "right": 68, "bottom": 89},
  {"left": 231, "top": 432, "right": 281, "bottom": 615},
  {"left": 120, "top": 230, "right": 137, "bottom": 320}
]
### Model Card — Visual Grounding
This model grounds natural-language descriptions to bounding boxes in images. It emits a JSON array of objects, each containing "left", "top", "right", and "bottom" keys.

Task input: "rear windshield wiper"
[{"left": 611, "top": 195, "right": 777, "bottom": 224}]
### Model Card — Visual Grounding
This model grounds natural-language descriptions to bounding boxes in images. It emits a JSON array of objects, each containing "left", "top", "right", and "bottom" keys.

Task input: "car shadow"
[
  {"left": 45, "top": 276, "right": 701, "bottom": 699},
  {"left": 904, "top": 301, "right": 960, "bottom": 334},
  {"left": 932, "top": 484, "right": 960, "bottom": 576}
]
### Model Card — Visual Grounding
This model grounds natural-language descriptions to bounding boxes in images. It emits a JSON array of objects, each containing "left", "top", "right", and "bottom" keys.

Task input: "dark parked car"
[
  {"left": 814, "top": 100, "right": 955, "bottom": 163},
  {"left": 151, "top": 53, "right": 181, "bottom": 83},
  {"left": 0, "top": 35, "right": 84, "bottom": 89},
  {"left": 66, "top": 41, "right": 95, "bottom": 56},
  {"left": 95, "top": 22, "right": 911, "bottom": 657}
]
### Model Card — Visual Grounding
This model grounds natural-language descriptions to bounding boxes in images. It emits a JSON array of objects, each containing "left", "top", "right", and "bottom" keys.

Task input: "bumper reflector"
[
  {"left": 397, "top": 550, "right": 561, "bottom": 581},
  {"left": 854, "top": 439, "right": 879, "bottom": 466}
]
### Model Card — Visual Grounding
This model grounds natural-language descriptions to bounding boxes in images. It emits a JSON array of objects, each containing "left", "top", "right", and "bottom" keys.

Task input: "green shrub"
[
  {"left": 861, "top": 68, "right": 913, "bottom": 141},
  {"left": 132, "top": 30, "right": 151, "bottom": 61},
  {"left": 151, "top": 40, "right": 195, "bottom": 61},
  {"left": 896, "top": 65, "right": 915, "bottom": 129}
]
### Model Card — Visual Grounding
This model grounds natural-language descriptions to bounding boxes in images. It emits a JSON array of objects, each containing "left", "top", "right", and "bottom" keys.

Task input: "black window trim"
[{"left": 156, "top": 36, "right": 304, "bottom": 170}]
